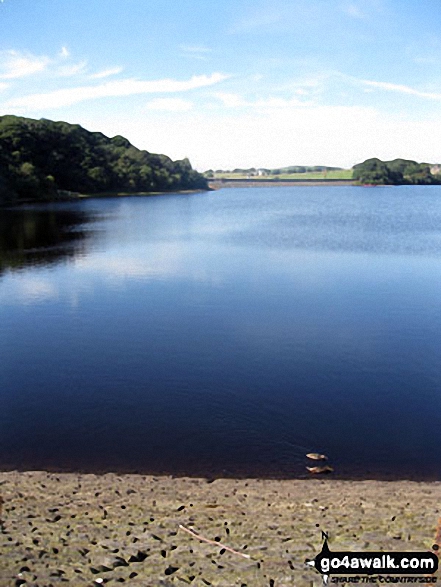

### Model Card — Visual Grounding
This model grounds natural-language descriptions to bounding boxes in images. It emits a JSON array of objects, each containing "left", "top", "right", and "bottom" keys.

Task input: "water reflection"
[
  {"left": 1, "top": 189, "right": 441, "bottom": 479},
  {"left": 0, "top": 206, "right": 95, "bottom": 274}
]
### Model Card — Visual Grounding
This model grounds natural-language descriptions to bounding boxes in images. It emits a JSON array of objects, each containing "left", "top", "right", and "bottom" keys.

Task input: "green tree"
[
  {"left": 353, "top": 158, "right": 439, "bottom": 186},
  {"left": 0, "top": 115, "right": 208, "bottom": 203},
  {"left": 353, "top": 158, "right": 401, "bottom": 185}
]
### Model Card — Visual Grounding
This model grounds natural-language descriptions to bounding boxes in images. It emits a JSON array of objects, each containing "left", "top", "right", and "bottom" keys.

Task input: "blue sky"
[{"left": 1, "top": 0, "right": 440, "bottom": 170}]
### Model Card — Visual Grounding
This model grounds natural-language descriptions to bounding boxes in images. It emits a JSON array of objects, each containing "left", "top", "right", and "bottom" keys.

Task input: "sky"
[{"left": 1, "top": 0, "right": 441, "bottom": 170}]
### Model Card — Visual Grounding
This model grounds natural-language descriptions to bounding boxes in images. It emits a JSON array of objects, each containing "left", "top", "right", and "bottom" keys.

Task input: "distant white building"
[{"left": 257, "top": 169, "right": 268, "bottom": 176}]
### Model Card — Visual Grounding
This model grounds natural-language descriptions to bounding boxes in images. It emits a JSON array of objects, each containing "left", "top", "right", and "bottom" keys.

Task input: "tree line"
[
  {"left": 0, "top": 115, "right": 208, "bottom": 204},
  {"left": 352, "top": 158, "right": 441, "bottom": 185},
  {"left": 204, "top": 165, "right": 342, "bottom": 177}
]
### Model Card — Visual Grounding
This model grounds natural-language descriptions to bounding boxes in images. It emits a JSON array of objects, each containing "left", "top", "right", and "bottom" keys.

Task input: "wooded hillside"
[
  {"left": 352, "top": 158, "right": 441, "bottom": 185},
  {"left": 0, "top": 115, "right": 208, "bottom": 203}
]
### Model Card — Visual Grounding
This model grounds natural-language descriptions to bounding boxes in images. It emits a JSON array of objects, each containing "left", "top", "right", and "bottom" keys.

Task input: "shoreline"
[
  {"left": 1, "top": 462, "right": 440, "bottom": 483},
  {"left": 209, "top": 179, "right": 355, "bottom": 189},
  {"left": 1, "top": 470, "right": 439, "bottom": 585},
  {"left": 77, "top": 187, "right": 212, "bottom": 198},
  {"left": 0, "top": 187, "right": 213, "bottom": 208}
]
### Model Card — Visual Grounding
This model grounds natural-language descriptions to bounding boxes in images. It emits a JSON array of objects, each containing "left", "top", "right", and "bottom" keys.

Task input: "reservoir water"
[{"left": 1, "top": 186, "right": 441, "bottom": 479}]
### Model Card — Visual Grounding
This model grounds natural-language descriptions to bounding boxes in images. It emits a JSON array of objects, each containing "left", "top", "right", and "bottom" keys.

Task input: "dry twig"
[{"left": 179, "top": 524, "right": 251, "bottom": 559}]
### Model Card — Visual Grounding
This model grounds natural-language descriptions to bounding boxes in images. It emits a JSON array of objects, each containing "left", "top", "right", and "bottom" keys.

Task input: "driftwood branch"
[{"left": 179, "top": 524, "right": 251, "bottom": 559}]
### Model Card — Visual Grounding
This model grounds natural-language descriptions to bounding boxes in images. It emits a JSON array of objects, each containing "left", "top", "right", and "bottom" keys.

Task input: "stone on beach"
[{"left": 0, "top": 471, "right": 439, "bottom": 585}]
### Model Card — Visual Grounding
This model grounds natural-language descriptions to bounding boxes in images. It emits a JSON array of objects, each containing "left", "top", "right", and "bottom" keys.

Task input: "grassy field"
[{"left": 208, "top": 169, "right": 353, "bottom": 180}]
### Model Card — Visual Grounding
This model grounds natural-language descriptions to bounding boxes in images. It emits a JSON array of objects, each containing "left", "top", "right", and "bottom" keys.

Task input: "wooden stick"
[{"left": 179, "top": 524, "right": 251, "bottom": 559}]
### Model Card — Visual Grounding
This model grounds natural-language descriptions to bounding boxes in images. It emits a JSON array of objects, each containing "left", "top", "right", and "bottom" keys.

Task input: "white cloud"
[
  {"left": 213, "top": 92, "right": 308, "bottom": 110},
  {"left": 70, "top": 87, "right": 441, "bottom": 173},
  {"left": 180, "top": 44, "right": 211, "bottom": 54},
  {"left": 0, "top": 50, "right": 49, "bottom": 79},
  {"left": 254, "top": 96, "right": 307, "bottom": 109},
  {"left": 109, "top": 98, "right": 441, "bottom": 171},
  {"left": 231, "top": 0, "right": 385, "bottom": 34},
  {"left": 413, "top": 56, "right": 439, "bottom": 65},
  {"left": 405, "top": 37, "right": 441, "bottom": 66},
  {"left": 89, "top": 67, "right": 123, "bottom": 79},
  {"left": 343, "top": 3, "right": 366, "bottom": 18},
  {"left": 0, "top": 47, "right": 122, "bottom": 84},
  {"left": 231, "top": 7, "right": 283, "bottom": 33},
  {"left": 361, "top": 78, "right": 441, "bottom": 101},
  {"left": 340, "top": 0, "right": 384, "bottom": 19},
  {"left": 5, "top": 72, "right": 229, "bottom": 110},
  {"left": 180, "top": 45, "right": 212, "bottom": 60},
  {"left": 214, "top": 92, "right": 248, "bottom": 108},
  {"left": 144, "top": 98, "right": 193, "bottom": 112},
  {"left": 56, "top": 61, "right": 88, "bottom": 77}
]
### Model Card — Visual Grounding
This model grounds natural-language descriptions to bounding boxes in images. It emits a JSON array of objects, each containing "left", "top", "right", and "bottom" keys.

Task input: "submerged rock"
[
  {"left": 306, "top": 453, "right": 328, "bottom": 461},
  {"left": 306, "top": 465, "right": 334, "bottom": 474}
]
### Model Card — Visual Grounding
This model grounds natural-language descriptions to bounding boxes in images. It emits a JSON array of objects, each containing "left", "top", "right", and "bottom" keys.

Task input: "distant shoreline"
[{"left": 209, "top": 178, "right": 355, "bottom": 188}]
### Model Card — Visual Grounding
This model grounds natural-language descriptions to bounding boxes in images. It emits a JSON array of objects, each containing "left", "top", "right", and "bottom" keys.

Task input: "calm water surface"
[{"left": 1, "top": 186, "right": 441, "bottom": 479}]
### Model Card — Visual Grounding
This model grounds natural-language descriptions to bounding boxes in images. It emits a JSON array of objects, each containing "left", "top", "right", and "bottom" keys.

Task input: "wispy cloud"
[
  {"left": 230, "top": 6, "right": 283, "bottom": 33},
  {"left": 213, "top": 72, "right": 441, "bottom": 121},
  {"left": 231, "top": 0, "right": 384, "bottom": 34},
  {"left": 254, "top": 96, "right": 308, "bottom": 109},
  {"left": 144, "top": 97, "right": 193, "bottom": 112},
  {"left": 56, "top": 61, "right": 88, "bottom": 77},
  {"left": 5, "top": 72, "right": 229, "bottom": 110},
  {"left": 273, "top": 72, "right": 332, "bottom": 98},
  {"left": 89, "top": 67, "right": 123, "bottom": 79},
  {"left": 214, "top": 92, "right": 248, "bottom": 108},
  {"left": 179, "top": 45, "right": 212, "bottom": 60},
  {"left": 213, "top": 90, "right": 311, "bottom": 110},
  {"left": 0, "top": 50, "right": 49, "bottom": 79},
  {"left": 342, "top": 3, "right": 366, "bottom": 18},
  {"left": 0, "top": 47, "right": 123, "bottom": 83},
  {"left": 361, "top": 78, "right": 441, "bottom": 101},
  {"left": 412, "top": 56, "right": 439, "bottom": 65},
  {"left": 340, "top": 0, "right": 384, "bottom": 19},
  {"left": 405, "top": 37, "right": 441, "bottom": 66}
]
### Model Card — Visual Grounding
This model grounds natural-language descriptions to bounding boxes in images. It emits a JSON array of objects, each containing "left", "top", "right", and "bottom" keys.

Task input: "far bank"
[{"left": 209, "top": 178, "right": 354, "bottom": 189}]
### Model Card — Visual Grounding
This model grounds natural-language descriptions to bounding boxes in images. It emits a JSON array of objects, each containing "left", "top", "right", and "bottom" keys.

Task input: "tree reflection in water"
[{"left": 0, "top": 206, "right": 96, "bottom": 274}]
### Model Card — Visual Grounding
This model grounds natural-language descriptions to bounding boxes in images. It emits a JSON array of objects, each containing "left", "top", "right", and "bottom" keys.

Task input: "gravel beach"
[{"left": 1, "top": 471, "right": 440, "bottom": 586}]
